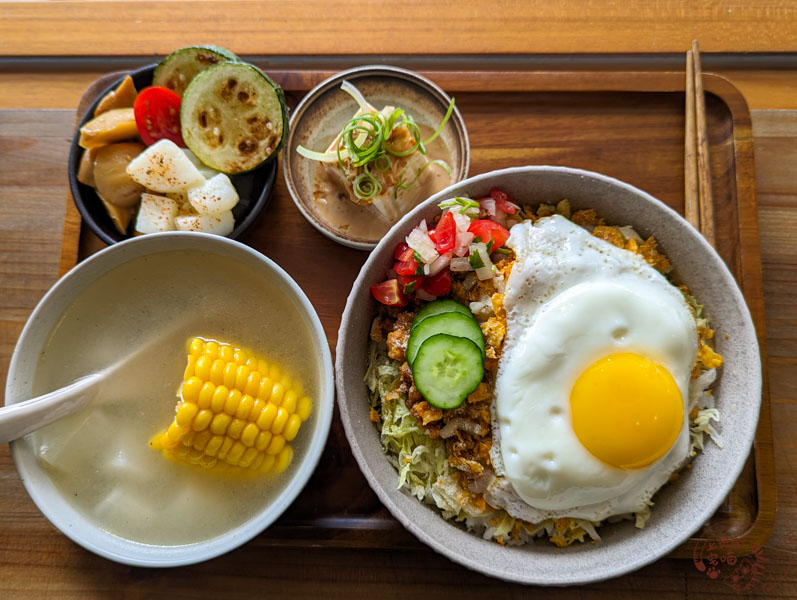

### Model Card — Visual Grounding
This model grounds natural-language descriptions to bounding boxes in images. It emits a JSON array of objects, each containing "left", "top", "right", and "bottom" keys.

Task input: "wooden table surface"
[{"left": 1, "top": 2, "right": 796, "bottom": 598}]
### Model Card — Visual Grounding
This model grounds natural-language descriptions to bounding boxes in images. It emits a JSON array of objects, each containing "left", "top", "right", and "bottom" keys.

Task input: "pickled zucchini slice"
[
  {"left": 152, "top": 45, "right": 239, "bottom": 97},
  {"left": 180, "top": 62, "right": 288, "bottom": 174}
]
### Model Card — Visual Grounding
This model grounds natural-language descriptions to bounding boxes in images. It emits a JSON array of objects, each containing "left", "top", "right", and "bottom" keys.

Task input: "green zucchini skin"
[
  {"left": 180, "top": 62, "right": 288, "bottom": 174},
  {"left": 153, "top": 45, "right": 240, "bottom": 97}
]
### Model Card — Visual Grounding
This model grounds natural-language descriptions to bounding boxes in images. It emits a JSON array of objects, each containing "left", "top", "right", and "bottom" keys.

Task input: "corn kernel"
[
  {"left": 217, "top": 437, "right": 234, "bottom": 459},
  {"left": 187, "top": 448, "right": 204, "bottom": 464},
  {"left": 244, "top": 372, "right": 261, "bottom": 397},
  {"left": 251, "top": 453, "right": 266, "bottom": 471},
  {"left": 269, "top": 363, "right": 282, "bottom": 382},
  {"left": 193, "top": 429, "right": 212, "bottom": 451},
  {"left": 209, "top": 358, "right": 225, "bottom": 385},
  {"left": 211, "top": 385, "right": 228, "bottom": 413},
  {"left": 272, "top": 407, "right": 289, "bottom": 435},
  {"left": 257, "top": 359, "right": 269, "bottom": 376},
  {"left": 182, "top": 377, "right": 202, "bottom": 404},
  {"left": 168, "top": 421, "right": 189, "bottom": 442},
  {"left": 281, "top": 374, "right": 292, "bottom": 392},
  {"left": 239, "top": 447, "right": 258, "bottom": 468},
  {"left": 257, "top": 403, "right": 278, "bottom": 431},
  {"left": 184, "top": 355, "right": 196, "bottom": 380},
  {"left": 281, "top": 390, "right": 298, "bottom": 415},
  {"left": 189, "top": 338, "right": 204, "bottom": 357},
  {"left": 235, "top": 365, "right": 250, "bottom": 392},
  {"left": 241, "top": 423, "right": 259, "bottom": 447},
  {"left": 199, "top": 455, "right": 218, "bottom": 469},
  {"left": 210, "top": 413, "right": 232, "bottom": 435},
  {"left": 176, "top": 402, "right": 199, "bottom": 427},
  {"left": 266, "top": 434, "right": 286, "bottom": 456},
  {"left": 255, "top": 430, "right": 272, "bottom": 451},
  {"left": 245, "top": 356, "right": 258, "bottom": 370},
  {"left": 261, "top": 454, "right": 276, "bottom": 472},
  {"left": 297, "top": 396, "right": 312, "bottom": 421},
  {"left": 257, "top": 376, "right": 273, "bottom": 401},
  {"left": 271, "top": 382, "right": 285, "bottom": 406},
  {"left": 274, "top": 445, "right": 294, "bottom": 473},
  {"left": 227, "top": 441, "right": 246, "bottom": 464},
  {"left": 224, "top": 389, "right": 242, "bottom": 416},
  {"left": 236, "top": 394, "right": 254, "bottom": 420},
  {"left": 174, "top": 445, "right": 190, "bottom": 459},
  {"left": 194, "top": 355, "right": 212, "bottom": 381},
  {"left": 283, "top": 414, "right": 302, "bottom": 441},
  {"left": 192, "top": 409, "right": 213, "bottom": 431},
  {"left": 182, "top": 430, "right": 196, "bottom": 446},
  {"left": 233, "top": 348, "right": 248, "bottom": 365},
  {"left": 227, "top": 418, "right": 246, "bottom": 440},
  {"left": 223, "top": 361, "right": 238, "bottom": 388},
  {"left": 197, "top": 381, "right": 215, "bottom": 409},
  {"left": 205, "top": 435, "right": 224, "bottom": 456},
  {"left": 203, "top": 341, "right": 219, "bottom": 359},
  {"left": 250, "top": 398, "right": 266, "bottom": 421}
]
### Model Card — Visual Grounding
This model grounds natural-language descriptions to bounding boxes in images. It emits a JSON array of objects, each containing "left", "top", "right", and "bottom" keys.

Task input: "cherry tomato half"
[
  {"left": 133, "top": 86, "right": 184, "bottom": 146},
  {"left": 370, "top": 279, "right": 409, "bottom": 306},
  {"left": 394, "top": 248, "right": 423, "bottom": 276},
  {"left": 397, "top": 274, "right": 423, "bottom": 294},
  {"left": 421, "top": 269, "right": 452, "bottom": 296},
  {"left": 394, "top": 242, "right": 410, "bottom": 260},
  {"left": 430, "top": 211, "right": 457, "bottom": 253},
  {"left": 490, "top": 188, "right": 520, "bottom": 214},
  {"left": 468, "top": 219, "right": 511, "bottom": 250}
]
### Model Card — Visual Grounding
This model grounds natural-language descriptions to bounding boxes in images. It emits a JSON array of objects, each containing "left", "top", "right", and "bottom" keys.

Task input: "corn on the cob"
[{"left": 151, "top": 337, "right": 312, "bottom": 476}]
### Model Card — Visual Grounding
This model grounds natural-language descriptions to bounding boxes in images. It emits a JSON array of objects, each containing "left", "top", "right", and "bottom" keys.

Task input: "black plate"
[{"left": 67, "top": 64, "right": 278, "bottom": 245}]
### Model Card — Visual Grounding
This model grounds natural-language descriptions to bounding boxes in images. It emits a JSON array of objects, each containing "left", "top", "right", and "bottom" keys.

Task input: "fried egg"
[{"left": 486, "top": 215, "right": 698, "bottom": 523}]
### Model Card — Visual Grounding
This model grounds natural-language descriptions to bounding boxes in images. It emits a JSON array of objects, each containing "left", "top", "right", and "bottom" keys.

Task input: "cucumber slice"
[
  {"left": 153, "top": 45, "right": 239, "bottom": 97},
  {"left": 180, "top": 62, "right": 288, "bottom": 174},
  {"left": 407, "top": 311, "right": 485, "bottom": 366},
  {"left": 412, "top": 334, "right": 484, "bottom": 409},
  {"left": 412, "top": 299, "right": 474, "bottom": 331}
]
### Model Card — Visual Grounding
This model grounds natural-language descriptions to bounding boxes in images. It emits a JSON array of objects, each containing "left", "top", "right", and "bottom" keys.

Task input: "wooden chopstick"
[{"left": 685, "top": 40, "right": 716, "bottom": 248}]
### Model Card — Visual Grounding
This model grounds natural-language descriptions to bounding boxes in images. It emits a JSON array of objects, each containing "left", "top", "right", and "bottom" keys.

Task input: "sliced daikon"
[
  {"left": 135, "top": 193, "right": 178, "bottom": 233},
  {"left": 126, "top": 139, "right": 205, "bottom": 193},
  {"left": 175, "top": 211, "right": 234, "bottom": 236},
  {"left": 187, "top": 173, "right": 239, "bottom": 215}
]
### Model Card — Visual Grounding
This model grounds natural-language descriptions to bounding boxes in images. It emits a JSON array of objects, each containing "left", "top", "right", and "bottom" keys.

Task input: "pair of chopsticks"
[{"left": 685, "top": 40, "right": 716, "bottom": 248}]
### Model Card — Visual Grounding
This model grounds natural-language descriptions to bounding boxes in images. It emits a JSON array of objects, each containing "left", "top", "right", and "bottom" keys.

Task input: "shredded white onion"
[
  {"left": 340, "top": 80, "right": 370, "bottom": 112},
  {"left": 415, "top": 288, "right": 437, "bottom": 302},
  {"left": 479, "top": 197, "right": 496, "bottom": 216},
  {"left": 450, "top": 257, "right": 472, "bottom": 272},
  {"left": 407, "top": 228, "right": 438, "bottom": 263},
  {"left": 440, "top": 418, "right": 484, "bottom": 439},
  {"left": 454, "top": 231, "right": 475, "bottom": 256},
  {"left": 425, "top": 252, "right": 453, "bottom": 276}
]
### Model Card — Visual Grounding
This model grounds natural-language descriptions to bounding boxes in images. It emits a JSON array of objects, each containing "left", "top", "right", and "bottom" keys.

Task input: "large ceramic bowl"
[
  {"left": 335, "top": 166, "right": 761, "bottom": 585},
  {"left": 6, "top": 232, "right": 334, "bottom": 567}
]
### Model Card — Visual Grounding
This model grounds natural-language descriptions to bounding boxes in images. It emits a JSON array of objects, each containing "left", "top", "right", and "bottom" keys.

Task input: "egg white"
[{"left": 486, "top": 215, "right": 698, "bottom": 522}]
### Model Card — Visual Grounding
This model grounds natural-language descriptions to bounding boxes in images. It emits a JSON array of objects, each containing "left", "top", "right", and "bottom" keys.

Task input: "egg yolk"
[{"left": 569, "top": 353, "right": 684, "bottom": 470}]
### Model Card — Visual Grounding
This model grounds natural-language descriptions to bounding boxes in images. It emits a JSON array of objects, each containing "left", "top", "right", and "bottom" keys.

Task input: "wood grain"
[
  {"left": 1, "top": 1, "right": 796, "bottom": 56},
  {"left": 0, "top": 83, "right": 795, "bottom": 596}
]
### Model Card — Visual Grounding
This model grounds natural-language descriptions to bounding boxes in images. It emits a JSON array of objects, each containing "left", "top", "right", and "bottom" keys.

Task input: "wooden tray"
[{"left": 62, "top": 66, "right": 775, "bottom": 559}]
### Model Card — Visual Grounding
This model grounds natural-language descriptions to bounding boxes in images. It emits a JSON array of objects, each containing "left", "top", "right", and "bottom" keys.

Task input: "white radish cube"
[
  {"left": 182, "top": 148, "right": 221, "bottom": 179},
  {"left": 187, "top": 173, "right": 239, "bottom": 215},
  {"left": 135, "top": 193, "right": 178, "bottom": 233},
  {"left": 126, "top": 139, "right": 205, "bottom": 193},
  {"left": 175, "top": 210, "right": 234, "bottom": 236}
]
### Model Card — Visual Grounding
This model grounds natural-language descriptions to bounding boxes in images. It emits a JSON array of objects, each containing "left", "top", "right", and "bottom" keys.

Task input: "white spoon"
[{"left": 0, "top": 373, "right": 106, "bottom": 444}]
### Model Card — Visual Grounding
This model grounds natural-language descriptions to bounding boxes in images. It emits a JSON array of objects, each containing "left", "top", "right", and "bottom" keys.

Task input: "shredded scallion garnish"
[{"left": 297, "top": 82, "right": 456, "bottom": 201}]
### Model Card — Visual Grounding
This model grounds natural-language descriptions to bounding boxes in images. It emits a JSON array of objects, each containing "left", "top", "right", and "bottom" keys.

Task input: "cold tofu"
[
  {"left": 126, "top": 139, "right": 205, "bottom": 193},
  {"left": 94, "top": 75, "right": 138, "bottom": 116},
  {"left": 78, "top": 108, "right": 138, "bottom": 149},
  {"left": 175, "top": 211, "right": 234, "bottom": 236},
  {"left": 187, "top": 173, "right": 239, "bottom": 214},
  {"left": 135, "top": 193, "right": 178, "bottom": 233}
]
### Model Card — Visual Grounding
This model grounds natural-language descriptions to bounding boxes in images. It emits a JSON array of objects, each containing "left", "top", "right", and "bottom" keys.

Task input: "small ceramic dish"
[
  {"left": 283, "top": 65, "right": 470, "bottom": 251},
  {"left": 335, "top": 166, "right": 761, "bottom": 585},
  {"left": 6, "top": 232, "right": 334, "bottom": 566},
  {"left": 67, "top": 65, "right": 277, "bottom": 245}
]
